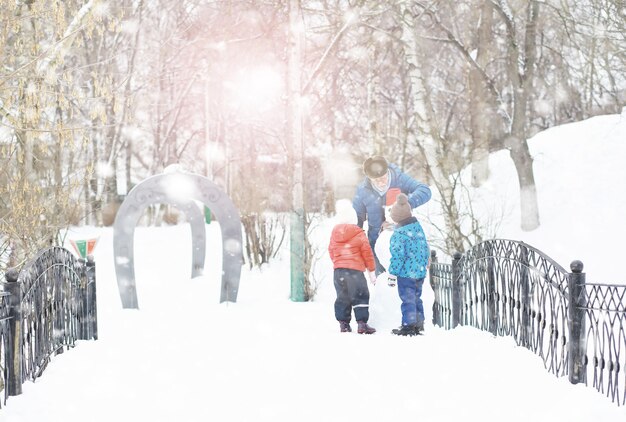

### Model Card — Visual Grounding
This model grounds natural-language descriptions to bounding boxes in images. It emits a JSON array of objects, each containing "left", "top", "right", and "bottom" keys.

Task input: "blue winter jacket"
[
  {"left": 352, "top": 163, "right": 431, "bottom": 247},
  {"left": 388, "top": 217, "right": 430, "bottom": 280}
]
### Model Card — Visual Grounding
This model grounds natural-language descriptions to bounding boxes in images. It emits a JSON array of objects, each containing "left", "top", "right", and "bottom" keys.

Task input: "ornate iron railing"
[
  {"left": 0, "top": 292, "right": 10, "bottom": 405},
  {"left": 580, "top": 283, "right": 626, "bottom": 405},
  {"left": 430, "top": 258, "right": 453, "bottom": 330},
  {"left": 430, "top": 239, "right": 626, "bottom": 406},
  {"left": 0, "top": 247, "right": 97, "bottom": 406}
]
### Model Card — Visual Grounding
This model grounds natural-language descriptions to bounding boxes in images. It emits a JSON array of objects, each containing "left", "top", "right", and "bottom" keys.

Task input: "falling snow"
[{"left": 1, "top": 115, "right": 625, "bottom": 421}]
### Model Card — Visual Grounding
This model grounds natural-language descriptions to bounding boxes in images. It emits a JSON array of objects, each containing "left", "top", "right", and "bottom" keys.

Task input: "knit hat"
[
  {"left": 334, "top": 199, "right": 358, "bottom": 225},
  {"left": 363, "top": 156, "right": 388, "bottom": 179},
  {"left": 390, "top": 193, "right": 412, "bottom": 223}
]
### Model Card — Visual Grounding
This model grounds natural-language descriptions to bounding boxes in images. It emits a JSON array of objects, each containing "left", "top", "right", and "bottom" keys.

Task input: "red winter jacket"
[{"left": 328, "top": 224, "right": 376, "bottom": 272}]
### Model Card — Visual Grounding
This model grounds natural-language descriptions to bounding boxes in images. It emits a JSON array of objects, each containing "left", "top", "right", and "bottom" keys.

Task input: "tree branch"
[{"left": 302, "top": 18, "right": 354, "bottom": 95}]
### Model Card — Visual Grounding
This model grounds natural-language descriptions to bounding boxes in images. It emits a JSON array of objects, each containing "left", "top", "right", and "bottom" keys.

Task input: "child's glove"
[
  {"left": 387, "top": 274, "right": 397, "bottom": 287},
  {"left": 368, "top": 271, "right": 377, "bottom": 285},
  {"left": 381, "top": 221, "right": 394, "bottom": 231}
]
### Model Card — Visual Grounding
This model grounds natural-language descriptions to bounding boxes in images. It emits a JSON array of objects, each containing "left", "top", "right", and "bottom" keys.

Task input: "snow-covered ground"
[{"left": 1, "top": 113, "right": 625, "bottom": 421}]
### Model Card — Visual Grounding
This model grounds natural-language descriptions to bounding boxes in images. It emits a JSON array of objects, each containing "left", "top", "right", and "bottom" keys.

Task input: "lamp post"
[{"left": 287, "top": 0, "right": 305, "bottom": 301}]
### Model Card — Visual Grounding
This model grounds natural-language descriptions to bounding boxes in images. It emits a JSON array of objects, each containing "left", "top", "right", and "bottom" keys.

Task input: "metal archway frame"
[{"left": 113, "top": 171, "right": 243, "bottom": 308}]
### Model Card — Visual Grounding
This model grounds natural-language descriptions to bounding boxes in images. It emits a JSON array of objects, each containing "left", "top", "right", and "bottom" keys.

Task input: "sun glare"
[
  {"left": 226, "top": 65, "right": 282, "bottom": 112},
  {"left": 160, "top": 171, "right": 198, "bottom": 204}
]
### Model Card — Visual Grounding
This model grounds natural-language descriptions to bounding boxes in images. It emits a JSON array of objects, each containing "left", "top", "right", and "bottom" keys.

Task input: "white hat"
[{"left": 334, "top": 199, "right": 357, "bottom": 225}]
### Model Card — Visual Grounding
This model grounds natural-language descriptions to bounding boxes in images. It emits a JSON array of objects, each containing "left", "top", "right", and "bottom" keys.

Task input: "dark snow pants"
[
  {"left": 397, "top": 277, "right": 425, "bottom": 326},
  {"left": 333, "top": 268, "right": 370, "bottom": 323}
]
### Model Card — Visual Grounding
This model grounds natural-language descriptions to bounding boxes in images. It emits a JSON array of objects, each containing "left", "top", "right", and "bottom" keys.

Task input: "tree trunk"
[
  {"left": 508, "top": 138, "right": 539, "bottom": 230},
  {"left": 469, "top": 1, "right": 494, "bottom": 187},
  {"left": 400, "top": 5, "right": 465, "bottom": 253},
  {"left": 497, "top": 0, "right": 541, "bottom": 231},
  {"left": 367, "top": 43, "right": 380, "bottom": 154},
  {"left": 122, "top": 0, "right": 144, "bottom": 195}
]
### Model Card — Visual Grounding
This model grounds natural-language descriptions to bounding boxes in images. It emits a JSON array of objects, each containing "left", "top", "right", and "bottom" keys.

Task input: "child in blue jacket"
[{"left": 387, "top": 193, "right": 430, "bottom": 336}]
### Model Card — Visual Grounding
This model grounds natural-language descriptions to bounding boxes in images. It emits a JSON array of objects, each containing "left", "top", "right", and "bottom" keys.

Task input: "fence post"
[
  {"left": 429, "top": 250, "right": 440, "bottom": 327},
  {"left": 76, "top": 257, "right": 94, "bottom": 340},
  {"left": 4, "top": 268, "right": 22, "bottom": 396},
  {"left": 568, "top": 260, "right": 587, "bottom": 384},
  {"left": 486, "top": 243, "right": 498, "bottom": 336},
  {"left": 520, "top": 244, "right": 531, "bottom": 347},
  {"left": 452, "top": 251, "right": 463, "bottom": 328},
  {"left": 78, "top": 258, "right": 88, "bottom": 339},
  {"left": 86, "top": 255, "right": 98, "bottom": 340}
]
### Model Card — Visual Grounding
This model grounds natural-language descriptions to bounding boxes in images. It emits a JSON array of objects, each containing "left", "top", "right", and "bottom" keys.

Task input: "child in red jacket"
[{"left": 328, "top": 199, "right": 377, "bottom": 334}]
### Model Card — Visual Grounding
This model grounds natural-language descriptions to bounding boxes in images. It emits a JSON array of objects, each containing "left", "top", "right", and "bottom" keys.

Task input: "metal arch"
[{"left": 112, "top": 171, "right": 243, "bottom": 308}]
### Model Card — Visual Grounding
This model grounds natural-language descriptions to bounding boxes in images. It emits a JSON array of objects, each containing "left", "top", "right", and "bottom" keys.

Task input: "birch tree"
[{"left": 398, "top": 3, "right": 469, "bottom": 252}]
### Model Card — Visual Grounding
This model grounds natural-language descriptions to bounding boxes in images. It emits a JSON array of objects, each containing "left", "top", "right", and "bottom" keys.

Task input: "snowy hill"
[{"left": 420, "top": 112, "right": 626, "bottom": 285}]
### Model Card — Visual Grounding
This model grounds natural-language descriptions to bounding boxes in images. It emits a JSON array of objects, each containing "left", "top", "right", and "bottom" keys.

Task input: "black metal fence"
[
  {"left": 0, "top": 247, "right": 97, "bottom": 406},
  {"left": 430, "top": 239, "right": 626, "bottom": 406}
]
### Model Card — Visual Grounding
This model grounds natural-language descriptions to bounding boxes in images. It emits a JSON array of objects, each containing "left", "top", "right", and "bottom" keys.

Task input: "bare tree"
[{"left": 0, "top": 0, "right": 114, "bottom": 266}]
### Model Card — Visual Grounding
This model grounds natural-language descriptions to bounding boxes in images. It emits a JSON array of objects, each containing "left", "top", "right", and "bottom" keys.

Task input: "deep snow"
[{"left": 1, "top": 113, "right": 625, "bottom": 421}]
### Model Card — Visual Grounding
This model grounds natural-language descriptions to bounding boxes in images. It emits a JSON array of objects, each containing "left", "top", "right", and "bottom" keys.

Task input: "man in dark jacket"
[{"left": 352, "top": 156, "right": 431, "bottom": 275}]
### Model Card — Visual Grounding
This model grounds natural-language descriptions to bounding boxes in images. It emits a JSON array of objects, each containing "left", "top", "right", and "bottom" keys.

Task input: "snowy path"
[{"left": 0, "top": 226, "right": 624, "bottom": 422}]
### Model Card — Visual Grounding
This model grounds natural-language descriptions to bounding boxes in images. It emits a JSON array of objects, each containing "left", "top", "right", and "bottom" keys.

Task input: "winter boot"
[
  {"left": 357, "top": 321, "right": 376, "bottom": 334},
  {"left": 339, "top": 321, "right": 352, "bottom": 333},
  {"left": 391, "top": 324, "right": 418, "bottom": 336}
]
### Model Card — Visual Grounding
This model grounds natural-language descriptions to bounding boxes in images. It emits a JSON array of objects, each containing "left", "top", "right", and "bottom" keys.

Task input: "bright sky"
[{"left": 1, "top": 112, "right": 625, "bottom": 421}]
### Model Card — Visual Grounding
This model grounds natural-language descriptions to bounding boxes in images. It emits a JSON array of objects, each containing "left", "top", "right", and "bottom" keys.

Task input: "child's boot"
[
  {"left": 357, "top": 321, "right": 376, "bottom": 334},
  {"left": 339, "top": 321, "right": 352, "bottom": 332},
  {"left": 391, "top": 323, "right": 418, "bottom": 336}
]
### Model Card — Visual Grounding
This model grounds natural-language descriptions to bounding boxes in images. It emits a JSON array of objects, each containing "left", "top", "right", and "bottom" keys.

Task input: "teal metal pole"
[
  {"left": 287, "top": 0, "right": 305, "bottom": 302},
  {"left": 290, "top": 209, "right": 306, "bottom": 301}
]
